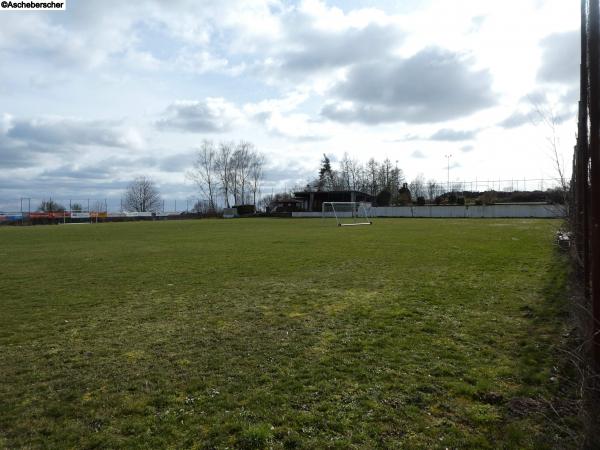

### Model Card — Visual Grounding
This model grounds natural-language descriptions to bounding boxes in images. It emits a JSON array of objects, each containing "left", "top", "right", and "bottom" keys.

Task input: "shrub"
[
  {"left": 236, "top": 204, "right": 256, "bottom": 216},
  {"left": 477, "top": 191, "right": 497, "bottom": 205},
  {"left": 376, "top": 190, "right": 392, "bottom": 206}
]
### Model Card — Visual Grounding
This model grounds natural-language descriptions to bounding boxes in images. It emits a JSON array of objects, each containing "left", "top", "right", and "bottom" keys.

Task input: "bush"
[
  {"left": 376, "top": 190, "right": 392, "bottom": 206},
  {"left": 477, "top": 191, "right": 497, "bottom": 205},
  {"left": 416, "top": 196, "right": 426, "bottom": 206},
  {"left": 236, "top": 204, "right": 256, "bottom": 216},
  {"left": 545, "top": 188, "right": 566, "bottom": 204}
]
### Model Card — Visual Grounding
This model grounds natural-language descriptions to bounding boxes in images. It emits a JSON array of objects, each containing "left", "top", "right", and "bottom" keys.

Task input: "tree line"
[
  {"left": 122, "top": 140, "right": 266, "bottom": 213},
  {"left": 305, "top": 153, "right": 442, "bottom": 205}
]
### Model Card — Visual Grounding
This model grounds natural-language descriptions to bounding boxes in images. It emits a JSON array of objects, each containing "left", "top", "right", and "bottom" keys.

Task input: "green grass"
[{"left": 0, "top": 218, "right": 581, "bottom": 448}]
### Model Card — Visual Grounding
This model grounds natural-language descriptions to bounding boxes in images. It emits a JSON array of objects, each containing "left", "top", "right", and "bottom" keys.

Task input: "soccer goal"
[{"left": 322, "top": 202, "right": 373, "bottom": 227}]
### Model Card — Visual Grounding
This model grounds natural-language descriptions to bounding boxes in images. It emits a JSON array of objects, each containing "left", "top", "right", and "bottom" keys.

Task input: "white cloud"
[
  {"left": 157, "top": 98, "right": 244, "bottom": 133},
  {"left": 5, "top": 116, "right": 142, "bottom": 149}
]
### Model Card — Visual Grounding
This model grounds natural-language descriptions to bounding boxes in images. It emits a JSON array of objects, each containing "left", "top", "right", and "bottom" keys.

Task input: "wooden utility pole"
[
  {"left": 588, "top": 0, "right": 600, "bottom": 370},
  {"left": 579, "top": 0, "right": 590, "bottom": 295}
]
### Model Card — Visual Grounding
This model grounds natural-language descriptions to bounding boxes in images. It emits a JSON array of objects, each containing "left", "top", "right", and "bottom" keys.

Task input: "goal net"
[{"left": 322, "top": 202, "right": 373, "bottom": 227}]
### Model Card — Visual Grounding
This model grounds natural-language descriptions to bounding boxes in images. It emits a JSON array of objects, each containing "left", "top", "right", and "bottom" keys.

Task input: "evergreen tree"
[{"left": 318, "top": 154, "right": 333, "bottom": 191}]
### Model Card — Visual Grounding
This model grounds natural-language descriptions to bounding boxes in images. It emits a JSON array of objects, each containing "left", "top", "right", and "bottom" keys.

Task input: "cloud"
[
  {"left": 0, "top": 137, "right": 37, "bottom": 169},
  {"left": 6, "top": 117, "right": 141, "bottom": 149},
  {"left": 278, "top": 22, "right": 404, "bottom": 75},
  {"left": 0, "top": 151, "right": 195, "bottom": 209},
  {"left": 429, "top": 128, "right": 478, "bottom": 141},
  {"left": 0, "top": 114, "right": 143, "bottom": 170},
  {"left": 242, "top": 1, "right": 405, "bottom": 86},
  {"left": 156, "top": 98, "right": 242, "bottom": 133},
  {"left": 500, "top": 83, "right": 578, "bottom": 130},
  {"left": 173, "top": 50, "right": 234, "bottom": 74},
  {"left": 460, "top": 144, "right": 474, "bottom": 153},
  {"left": 499, "top": 111, "right": 534, "bottom": 129},
  {"left": 40, "top": 164, "right": 115, "bottom": 180},
  {"left": 242, "top": 92, "right": 330, "bottom": 141},
  {"left": 155, "top": 152, "right": 195, "bottom": 172},
  {"left": 537, "top": 30, "right": 579, "bottom": 85},
  {"left": 253, "top": 110, "right": 328, "bottom": 141},
  {"left": 0, "top": 0, "right": 284, "bottom": 80},
  {"left": 36, "top": 152, "right": 192, "bottom": 179},
  {"left": 400, "top": 134, "right": 421, "bottom": 141},
  {"left": 411, "top": 150, "right": 426, "bottom": 159},
  {"left": 444, "top": 161, "right": 461, "bottom": 170},
  {"left": 321, "top": 47, "right": 496, "bottom": 124},
  {"left": 262, "top": 163, "right": 315, "bottom": 186}
]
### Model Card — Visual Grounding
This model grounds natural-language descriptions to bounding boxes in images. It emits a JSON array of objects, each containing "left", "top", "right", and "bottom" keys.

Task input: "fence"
[
  {"left": 0, "top": 197, "right": 219, "bottom": 216},
  {"left": 570, "top": 0, "right": 600, "bottom": 375},
  {"left": 293, "top": 204, "right": 564, "bottom": 219},
  {"left": 411, "top": 177, "right": 562, "bottom": 197}
]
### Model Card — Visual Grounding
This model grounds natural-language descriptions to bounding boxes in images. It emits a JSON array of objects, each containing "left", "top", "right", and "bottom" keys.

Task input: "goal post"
[{"left": 322, "top": 202, "right": 373, "bottom": 227}]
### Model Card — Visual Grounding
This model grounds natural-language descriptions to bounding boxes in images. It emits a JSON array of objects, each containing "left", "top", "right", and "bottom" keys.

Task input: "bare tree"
[
  {"left": 124, "top": 176, "right": 161, "bottom": 212},
  {"left": 530, "top": 100, "right": 570, "bottom": 204},
  {"left": 215, "top": 141, "right": 235, "bottom": 207},
  {"left": 409, "top": 174, "right": 426, "bottom": 199},
  {"left": 233, "top": 141, "right": 254, "bottom": 205},
  {"left": 91, "top": 200, "right": 106, "bottom": 213},
  {"left": 257, "top": 193, "right": 273, "bottom": 212},
  {"left": 191, "top": 199, "right": 211, "bottom": 214},
  {"left": 391, "top": 165, "right": 405, "bottom": 193},
  {"left": 249, "top": 152, "right": 265, "bottom": 206},
  {"left": 229, "top": 151, "right": 241, "bottom": 205},
  {"left": 38, "top": 199, "right": 65, "bottom": 212},
  {"left": 338, "top": 153, "right": 352, "bottom": 190},
  {"left": 366, "top": 158, "right": 379, "bottom": 196},
  {"left": 427, "top": 179, "right": 439, "bottom": 201},
  {"left": 377, "top": 158, "right": 393, "bottom": 192},
  {"left": 348, "top": 156, "right": 363, "bottom": 191},
  {"left": 188, "top": 140, "right": 219, "bottom": 212}
]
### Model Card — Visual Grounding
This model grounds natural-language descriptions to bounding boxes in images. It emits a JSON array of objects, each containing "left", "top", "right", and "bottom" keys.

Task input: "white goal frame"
[{"left": 322, "top": 201, "right": 373, "bottom": 227}]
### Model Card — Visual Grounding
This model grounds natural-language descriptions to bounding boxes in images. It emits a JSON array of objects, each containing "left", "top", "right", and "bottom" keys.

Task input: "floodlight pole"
[{"left": 445, "top": 154, "right": 452, "bottom": 193}]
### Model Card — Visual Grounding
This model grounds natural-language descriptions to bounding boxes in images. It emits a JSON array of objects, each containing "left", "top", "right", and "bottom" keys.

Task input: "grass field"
[{"left": 0, "top": 218, "right": 581, "bottom": 448}]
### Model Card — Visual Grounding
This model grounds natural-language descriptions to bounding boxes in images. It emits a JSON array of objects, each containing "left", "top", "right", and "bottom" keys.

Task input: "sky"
[{"left": 0, "top": 0, "right": 581, "bottom": 210}]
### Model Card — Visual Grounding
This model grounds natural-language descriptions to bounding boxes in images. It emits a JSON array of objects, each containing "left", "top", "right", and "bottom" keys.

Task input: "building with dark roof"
[
  {"left": 293, "top": 190, "right": 375, "bottom": 212},
  {"left": 267, "top": 198, "right": 304, "bottom": 213}
]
